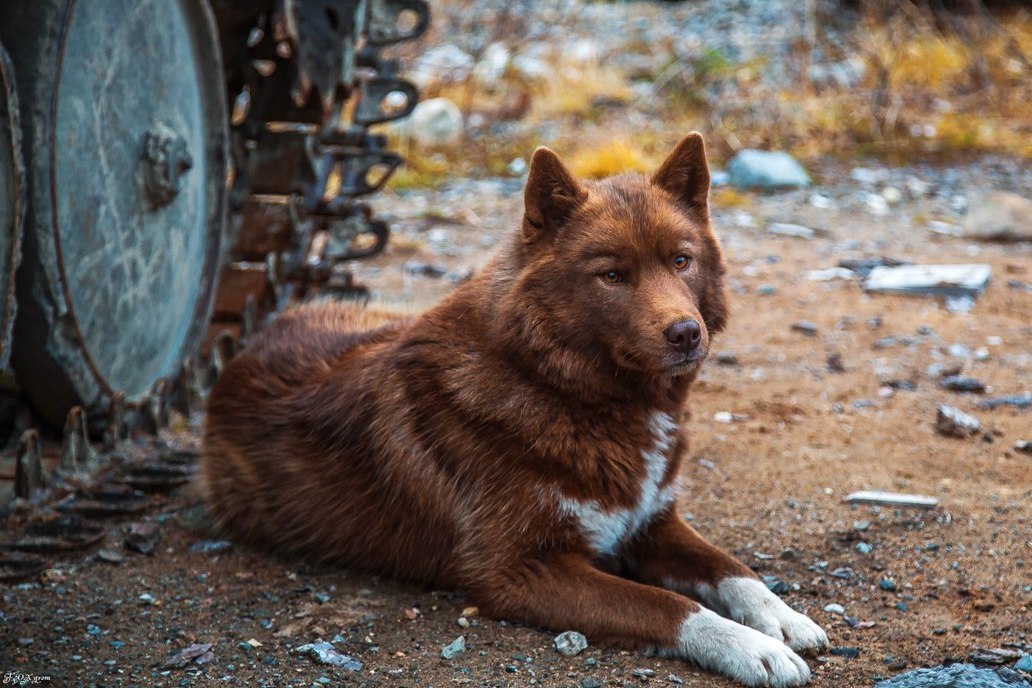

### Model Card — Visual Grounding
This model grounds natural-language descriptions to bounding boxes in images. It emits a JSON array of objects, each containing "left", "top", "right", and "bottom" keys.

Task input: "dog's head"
[{"left": 510, "top": 133, "right": 727, "bottom": 379}]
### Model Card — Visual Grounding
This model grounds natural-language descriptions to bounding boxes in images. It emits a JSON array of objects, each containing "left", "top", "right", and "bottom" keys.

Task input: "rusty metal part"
[
  {"left": 209, "top": 0, "right": 428, "bottom": 346},
  {"left": 0, "top": 44, "right": 23, "bottom": 369},
  {"left": 58, "top": 484, "right": 150, "bottom": 518},
  {"left": 1, "top": 514, "right": 105, "bottom": 553},
  {"left": 0, "top": 0, "right": 228, "bottom": 426},
  {"left": 0, "top": 552, "right": 47, "bottom": 583},
  {"left": 60, "top": 406, "right": 97, "bottom": 474},
  {"left": 14, "top": 429, "right": 45, "bottom": 499}
]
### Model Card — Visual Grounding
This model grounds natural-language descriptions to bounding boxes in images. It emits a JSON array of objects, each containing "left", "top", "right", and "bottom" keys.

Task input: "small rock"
[
  {"left": 831, "top": 647, "right": 861, "bottom": 659},
  {"left": 779, "top": 548, "right": 797, "bottom": 561},
  {"left": 1014, "top": 440, "right": 1032, "bottom": 455},
  {"left": 457, "top": 617, "right": 469, "bottom": 628},
  {"left": 769, "top": 222, "right": 815, "bottom": 239},
  {"left": 189, "top": 540, "right": 233, "bottom": 554},
  {"left": 125, "top": 521, "right": 159, "bottom": 554},
  {"left": 826, "top": 352, "right": 846, "bottom": 373},
  {"left": 1014, "top": 655, "right": 1032, "bottom": 675},
  {"left": 936, "top": 404, "right": 981, "bottom": 438},
  {"left": 791, "top": 321, "right": 818, "bottom": 336},
  {"left": 757, "top": 284, "right": 776, "bottom": 296},
  {"left": 808, "top": 267, "right": 855, "bottom": 281},
  {"left": 939, "top": 376, "right": 986, "bottom": 393},
  {"left": 879, "top": 578, "right": 898, "bottom": 592},
  {"left": 632, "top": 668, "right": 657, "bottom": 678},
  {"left": 964, "top": 190, "right": 1032, "bottom": 242},
  {"left": 824, "top": 603, "right": 846, "bottom": 614},
  {"left": 855, "top": 542, "right": 873, "bottom": 555},
  {"left": 977, "top": 394, "right": 1032, "bottom": 410},
  {"left": 839, "top": 257, "right": 911, "bottom": 278},
  {"left": 554, "top": 630, "right": 588, "bottom": 657},
  {"left": 881, "top": 187, "right": 903, "bottom": 205},
  {"left": 162, "top": 643, "right": 214, "bottom": 670},
  {"left": 406, "top": 98, "right": 463, "bottom": 147},
  {"left": 580, "top": 679, "right": 604, "bottom": 688},
  {"left": 715, "top": 351, "right": 739, "bottom": 366},
  {"left": 853, "top": 520, "right": 871, "bottom": 531},
  {"left": 441, "top": 636, "right": 466, "bottom": 660},
  {"left": 763, "top": 575, "right": 789, "bottom": 595},
  {"left": 865, "top": 193, "right": 890, "bottom": 217},
  {"left": 727, "top": 150, "right": 810, "bottom": 190},
  {"left": 296, "top": 642, "right": 363, "bottom": 670},
  {"left": 96, "top": 549, "right": 124, "bottom": 564}
]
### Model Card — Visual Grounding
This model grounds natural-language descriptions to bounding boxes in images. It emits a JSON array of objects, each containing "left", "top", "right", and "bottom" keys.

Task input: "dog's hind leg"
[
  {"left": 623, "top": 509, "right": 828, "bottom": 654},
  {"left": 472, "top": 552, "right": 811, "bottom": 688}
]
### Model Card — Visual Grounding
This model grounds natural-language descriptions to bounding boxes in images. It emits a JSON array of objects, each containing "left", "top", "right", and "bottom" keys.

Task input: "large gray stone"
[
  {"left": 728, "top": 150, "right": 810, "bottom": 190},
  {"left": 876, "top": 664, "right": 1031, "bottom": 688},
  {"left": 964, "top": 191, "right": 1032, "bottom": 242}
]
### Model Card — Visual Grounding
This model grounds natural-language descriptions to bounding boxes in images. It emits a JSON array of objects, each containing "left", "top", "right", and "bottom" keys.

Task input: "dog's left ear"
[{"left": 651, "top": 132, "right": 710, "bottom": 211}]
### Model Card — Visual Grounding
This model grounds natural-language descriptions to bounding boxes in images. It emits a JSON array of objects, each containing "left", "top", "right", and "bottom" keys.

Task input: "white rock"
[
  {"left": 864, "top": 264, "right": 991, "bottom": 297},
  {"left": 881, "top": 186, "right": 903, "bottom": 205},
  {"left": 768, "top": 222, "right": 816, "bottom": 239},
  {"left": 406, "top": 98, "right": 463, "bottom": 147},
  {"left": 553, "top": 631, "right": 588, "bottom": 657},
  {"left": 963, "top": 190, "right": 1032, "bottom": 242},
  {"left": 865, "top": 193, "right": 890, "bottom": 217},
  {"left": 807, "top": 267, "right": 855, "bottom": 281}
]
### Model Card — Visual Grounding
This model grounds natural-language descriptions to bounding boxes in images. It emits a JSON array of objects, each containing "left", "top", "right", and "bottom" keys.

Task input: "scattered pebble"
[
  {"left": 441, "top": 636, "right": 466, "bottom": 660},
  {"left": 879, "top": 578, "right": 898, "bottom": 592},
  {"left": 162, "top": 643, "right": 214, "bottom": 669},
  {"left": 936, "top": 404, "right": 981, "bottom": 438},
  {"left": 938, "top": 376, "right": 986, "bottom": 393},
  {"left": 824, "top": 603, "right": 845, "bottom": 615},
  {"left": 554, "top": 630, "right": 588, "bottom": 657},
  {"left": 125, "top": 522, "right": 159, "bottom": 555},
  {"left": 855, "top": 542, "right": 873, "bottom": 555},
  {"left": 769, "top": 222, "right": 816, "bottom": 239},
  {"left": 296, "top": 642, "right": 363, "bottom": 670},
  {"left": 977, "top": 394, "right": 1032, "bottom": 410},
  {"left": 189, "top": 540, "right": 233, "bottom": 554},
  {"left": 791, "top": 321, "right": 818, "bottom": 336},
  {"left": 831, "top": 646, "right": 861, "bottom": 659}
]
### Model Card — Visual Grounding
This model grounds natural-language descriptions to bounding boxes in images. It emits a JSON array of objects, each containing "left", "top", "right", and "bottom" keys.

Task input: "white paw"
[
  {"left": 699, "top": 577, "right": 829, "bottom": 652},
  {"left": 674, "top": 608, "right": 812, "bottom": 687}
]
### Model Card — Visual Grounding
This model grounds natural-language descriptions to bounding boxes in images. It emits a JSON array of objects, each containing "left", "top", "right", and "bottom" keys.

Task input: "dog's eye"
[
  {"left": 673, "top": 255, "right": 691, "bottom": 270},
  {"left": 602, "top": 270, "right": 624, "bottom": 284}
]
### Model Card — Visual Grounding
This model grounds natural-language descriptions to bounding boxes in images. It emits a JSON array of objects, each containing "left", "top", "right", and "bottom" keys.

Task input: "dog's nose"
[{"left": 664, "top": 319, "right": 702, "bottom": 354}]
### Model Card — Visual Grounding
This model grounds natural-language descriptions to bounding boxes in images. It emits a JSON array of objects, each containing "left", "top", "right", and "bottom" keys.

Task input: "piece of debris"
[
  {"left": 970, "top": 648, "right": 1022, "bottom": 665},
  {"left": 807, "top": 267, "right": 855, "bottom": 281},
  {"left": 554, "top": 630, "right": 588, "bottom": 657},
  {"left": 939, "top": 376, "right": 987, "bottom": 393},
  {"left": 964, "top": 190, "right": 1032, "bottom": 242},
  {"left": 1014, "top": 441, "right": 1032, "bottom": 455},
  {"left": 824, "top": 603, "right": 845, "bottom": 615},
  {"left": 189, "top": 540, "right": 233, "bottom": 554},
  {"left": 977, "top": 394, "right": 1032, "bottom": 410},
  {"left": 826, "top": 352, "right": 846, "bottom": 373},
  {"left": 727, "top": 149, "right": 810, "bottom": 190},
  {"left": 632, "top": 668, "right": 657, "bottom": 678},
  {"left": 769, "top": 222, "right": 816, "bottom": 239},
  {"left": 876, "top": 663, "right": 1031, "bottom": 687},
  {"left": 838, "top": 257, "right": 912, "bottom": 278},
  {"left": 125, "top": 522, "right": 159, "bottom": 554},
  {"left": 295, "top": 642, "right": 363, "bottom": 671},
  {"left": 864, "top": 264, "right": 992, "bottom": 298},
  {"left": 936, "top": 404, "right": 981, "bottom": 438},
  {"left": 441, "top": 636, "right": 466, "bottom": 660},
  {"left": 844, "top": 491, "right": 939, "bottom": 509},
  {"left": 162, "top": 643, "right": 214, "bottom": 669},
  {"left": 791, "top": 321, "right": 818, "bottom": 336},
  {"left": 879, "top": 578, "right": 897, "bottom": 592}
]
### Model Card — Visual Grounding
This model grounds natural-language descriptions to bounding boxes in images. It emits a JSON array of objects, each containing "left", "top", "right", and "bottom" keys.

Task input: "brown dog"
[{"left": 200, "top": 133, "right": 827, "bottom": 687}]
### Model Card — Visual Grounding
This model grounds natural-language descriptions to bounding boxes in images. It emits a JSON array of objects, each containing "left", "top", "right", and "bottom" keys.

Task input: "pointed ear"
[
  {"left": 523, "top": 147, "right": 586, "bottom": 242},
  {"left": 651, "top": 132, "right": 711, "bottom": 211}
]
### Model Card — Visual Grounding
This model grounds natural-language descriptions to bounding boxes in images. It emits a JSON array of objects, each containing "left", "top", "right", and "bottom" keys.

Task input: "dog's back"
[{"left": 200, "top": 300, "right": 462, "bottom": 581}]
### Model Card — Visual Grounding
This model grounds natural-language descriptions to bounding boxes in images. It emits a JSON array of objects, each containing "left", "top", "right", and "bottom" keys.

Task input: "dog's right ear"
[{"left": 522, "top": 147, "right": 586, "bottom": 243}]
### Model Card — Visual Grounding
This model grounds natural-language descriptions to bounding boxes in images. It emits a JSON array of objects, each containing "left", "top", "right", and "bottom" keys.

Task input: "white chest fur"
[{"left": 558, "top": 411, "right": 680, "bottom": 556}]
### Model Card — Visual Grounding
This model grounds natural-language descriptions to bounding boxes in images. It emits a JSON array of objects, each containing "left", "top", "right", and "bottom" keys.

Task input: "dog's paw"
[
  {"left": 675, "top": 608, "right": 812, "bottom": 687},
  {"left": 702, "top": 577, "right": 828, "bottom": 652}
]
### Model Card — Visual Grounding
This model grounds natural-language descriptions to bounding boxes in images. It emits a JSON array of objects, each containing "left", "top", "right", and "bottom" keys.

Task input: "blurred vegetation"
[{"left": 385, "top": 0, "right": 1031, "bottom": 188}]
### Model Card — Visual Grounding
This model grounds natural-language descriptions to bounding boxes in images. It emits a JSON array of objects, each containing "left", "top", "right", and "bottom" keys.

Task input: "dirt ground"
[{"left": 2, "top": 161, "right": 1031, "bottom": 688}]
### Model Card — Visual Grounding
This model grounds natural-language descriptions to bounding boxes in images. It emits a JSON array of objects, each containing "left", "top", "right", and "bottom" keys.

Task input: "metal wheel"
[{"left": 0, "top": 0, "right": 228, "bottom": 426}]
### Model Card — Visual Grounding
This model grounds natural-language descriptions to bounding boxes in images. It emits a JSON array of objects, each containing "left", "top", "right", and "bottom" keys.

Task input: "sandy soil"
[{"left": 2, "top": 163, "right": 1031, "bottom": 688}]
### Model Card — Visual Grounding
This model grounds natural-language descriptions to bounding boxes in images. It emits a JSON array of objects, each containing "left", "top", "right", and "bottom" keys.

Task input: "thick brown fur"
[{"left": 201, "top": 134, "right": 826, "bottom": 687}]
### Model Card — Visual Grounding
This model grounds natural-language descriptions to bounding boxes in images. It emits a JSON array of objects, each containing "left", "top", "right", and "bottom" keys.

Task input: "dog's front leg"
[
  {"left": 471, "top": 552, "right": 811, "bottom": 687},
  {"left": 624, "top": 509, "right": 828, "bottom": 653}
]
